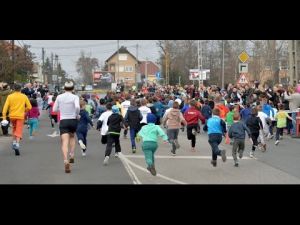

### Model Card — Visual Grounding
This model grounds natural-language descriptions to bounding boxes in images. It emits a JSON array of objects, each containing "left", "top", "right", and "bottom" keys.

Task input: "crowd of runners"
[{"left": 1, "top": 80, "right": 300, "bottom": 175}]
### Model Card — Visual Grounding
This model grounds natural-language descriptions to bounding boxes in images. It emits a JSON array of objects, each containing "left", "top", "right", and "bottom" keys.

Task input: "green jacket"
[
  {"left": 137, "top": 123, "right": 168, "bottom": 143},
  {"left": 0, "top": 89, "right": 13, "bottom": 113},
  {"left": 225, "top": 111, "right": 234, "bottom": 126}
]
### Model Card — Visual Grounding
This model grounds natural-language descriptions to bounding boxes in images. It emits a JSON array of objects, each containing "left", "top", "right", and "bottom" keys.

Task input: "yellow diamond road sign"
[{"left": 238, "top": 51, "right": 249, "bottom": 63}]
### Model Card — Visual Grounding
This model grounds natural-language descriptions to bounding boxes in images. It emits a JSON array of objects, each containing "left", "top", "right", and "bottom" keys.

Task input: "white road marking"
[
  {"left": 123, "top": 155, "right": 253, "bottom": 160},
  {"left": 118, "top": 153, "right": 142, "bottom": 184},
  {"left": 123, "top": 155, "right": 187, "bottom": 184}
]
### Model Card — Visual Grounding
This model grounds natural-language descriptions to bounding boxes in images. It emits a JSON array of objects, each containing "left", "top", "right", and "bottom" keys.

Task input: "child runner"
[
  {"left": 46, "top": 95, "right": 60, "bottom": 136},
  {"left": 228, "top": 112, "right": 251, "bottom": 167},
  {"left": 183, "top": 100, "right": 205, "bottom": 151},
  {"left": 76, "top": 100, "right": 94, "bottom": 156},
  {"left": 27, "top": 98, "right": 40, "bottom": 140},
  {"left": 137, "top": 113, "right": 168, "bottom": 176},
  {"left": 97, "top": 102, "right": 113, "bottom": 145},
  {"left": 124, "top": 99, "right": 143, "bottom": 153},
  {"left": 207, "top": 108, "right": 227, "bottom": 167},
  {"left": 103, "top": 105, "right": 125, "bottom": 165},
  {"left": 274, "top": 104, "right": 295, "bottom": 145},
  {"left": 162, "top": 101, "right": 187, "bottom": 156},
  {"left": 246, "top": 108, "right": 263, "bottom": 158}
]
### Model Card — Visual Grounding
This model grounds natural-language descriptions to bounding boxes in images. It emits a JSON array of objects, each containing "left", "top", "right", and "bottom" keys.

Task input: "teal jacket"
[{"left": 138, "top": 123, "right": 168, "bottom": 143}]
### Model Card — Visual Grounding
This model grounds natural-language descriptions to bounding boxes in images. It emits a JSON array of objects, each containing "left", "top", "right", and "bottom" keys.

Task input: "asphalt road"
[{"left": 1, "top": 110, "right": 300, "bottom": 184}]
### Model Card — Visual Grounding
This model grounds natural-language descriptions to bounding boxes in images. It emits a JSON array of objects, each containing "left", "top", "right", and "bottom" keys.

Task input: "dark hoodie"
[
  {"left": 124, "top": 106, "right": 143, "bottom": 129},
  {"left": 107, "top": 113, "right": 124, "bottom": 134}
]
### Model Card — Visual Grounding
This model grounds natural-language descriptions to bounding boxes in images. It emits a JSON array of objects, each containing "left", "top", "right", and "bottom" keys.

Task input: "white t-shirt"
[
  {"left": 258, "top": 111, "right": 268, "bottom": 132},
  {"left": 53, "top": 92, "right": 80, "bottom": 120},
  {"left": 121, "top": 100, "right": 131, "bottom": 117},
  {"left": 139, "top": 106, "right": 151, "bottom": 124},
  {"left": 99, "top": 110, "right": 113, "bottom": 135},
  {"left": 47, "top": 95, "right": 53, "bottom": 104}
]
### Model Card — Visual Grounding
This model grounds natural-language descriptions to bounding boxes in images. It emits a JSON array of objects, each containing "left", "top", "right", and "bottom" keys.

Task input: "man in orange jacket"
[{"left": 2, "top": 84, "right": 32, "bottom": 155}]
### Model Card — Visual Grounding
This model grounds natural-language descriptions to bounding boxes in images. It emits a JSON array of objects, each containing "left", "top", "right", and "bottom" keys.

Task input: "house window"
[
  {"left": 110, "top": 64, "right": 115, "bottom": 71},
  {"left": 119, "top": 66, "right": 124, "bottom": 72},
  {"left": 125, "top": 66, "right": 133, "bottom": 72},
  {"left": 119, "top": 54, "right": 127, "bottom": 61}
]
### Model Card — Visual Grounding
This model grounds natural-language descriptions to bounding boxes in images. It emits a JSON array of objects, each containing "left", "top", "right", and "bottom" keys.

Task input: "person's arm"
[
  {"left": 286, "top": 112, "right": 295, "bottom": 122},
  {"left": 53, "top": 97, "right": 59, "bottom": 112},
  {"left": 228, "top": 125, "right": 233, "bottom": 139},
  {"left": 156, "top": 125, "right": 168, "bottom": 142},
  {"left": 258, "top": 118, "right": 263, "bottom": 130},
  {"left": 162, "top": 111, "right": 168, "bottom": 126},
  {"left": 198, "top": 111, "right": 205, "bottom": 124},
  {"left": 180, "top": 112, "right": 187, "bottom": 126},
  {"left": 75, "top": 96, "right": 80, "bottom": 117},
  {"left": 85, "top": 111, "right": 93, "bottom": 127},
  {"left": 2, "top": 96, "right": 10, "bottom": 120},
  {"left": 25, "top": 96, "right": 32, "bottom": 112},
  {"left": 243, "top": 123, "right": 251, "bottom": 138},
  {"left": 220, "top": 119, "right": 227, "bottom": 136}
]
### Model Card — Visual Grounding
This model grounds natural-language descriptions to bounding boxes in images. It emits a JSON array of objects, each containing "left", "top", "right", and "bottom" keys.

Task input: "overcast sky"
[{"left": 19, "top": 40, "right": 160, "bottom": 79}]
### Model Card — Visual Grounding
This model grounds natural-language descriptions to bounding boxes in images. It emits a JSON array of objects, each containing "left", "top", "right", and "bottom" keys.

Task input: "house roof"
[{"left": 105, "top": 46, "right": 141, "bottom": 63}]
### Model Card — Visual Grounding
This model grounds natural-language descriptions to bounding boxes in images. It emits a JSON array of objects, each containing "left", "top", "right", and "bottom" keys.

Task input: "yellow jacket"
[{"left": 2, "top": 92, "right": 32, "bottom": 120}]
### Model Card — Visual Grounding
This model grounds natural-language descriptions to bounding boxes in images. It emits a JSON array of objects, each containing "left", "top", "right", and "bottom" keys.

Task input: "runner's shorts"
[{"left": 59, "top": 119, "right": 78, "bottom": 135}]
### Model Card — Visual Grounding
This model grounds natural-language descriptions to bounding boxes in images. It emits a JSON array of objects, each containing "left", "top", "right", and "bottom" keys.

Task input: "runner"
[
  {"left": 183, "top": 100, "right": 205, "bottom": 151},
  {"left": 46, "top": 95, "right": 60, "bottom": 136},
  {"left": 246, "top": 108, "right": 263, "bottom": 158},
  {"left": 207, "top": 108, "right": 227, "bottom": 167},
  {"left": 136, "top": 113, "right": 168, "bottom": 176},
  {"left": 103, "top": 105, "right": 125, "bottom": 165},
  {"left": 0, "top": 82, "right": 12, "bottom": 136},
  {"left": 2, "top": 84, "right": 32, "bottom": 155},
  {"left": 228, "top": 112, "right": 251, "bottom": 167},
  {"left": 26, "top": 98, "right": 40, "bottom": 140},
  {"left": 139, "top": 99, "right": 151, "bottom": 127},
  {"left": 274, "top": 104, "right": 295, "bottom": 145},
  {"left": 53, "top": 81, "right": 80, "bottom": 173},
  {"left": 120, "top": 94, "right": 131, "bottom": 138},
  {"left": 97, "top": 102, "right": 113, "bottom": 145},
  {"left": 162, "top": 101, "right": 187, "bottom": 156},
  {"left": 76, "top": 100, "right": 94, "bottom": 156},
  {"left": 124, "top": 99, "right": 143, "bottom": 153}
]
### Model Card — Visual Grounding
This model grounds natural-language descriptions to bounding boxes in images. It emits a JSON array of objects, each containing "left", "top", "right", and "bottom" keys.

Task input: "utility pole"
[
  {"left": 135, "top": 44, "right": 138, "bottom": 87},
  {"left": 117, "top": 40, "right": 120, "bottom": 84},
  {"left": 11, "top": 40, "right": 15, "bottom": 84},
  {"left": 145, "top": 57, "right": 148, "bottom": 85},
  {"left": 222, "top": 40, "right": 225, "bottom": 89},
  {"left": 42, "top": 48, "right": 45, "bottom": 83}
]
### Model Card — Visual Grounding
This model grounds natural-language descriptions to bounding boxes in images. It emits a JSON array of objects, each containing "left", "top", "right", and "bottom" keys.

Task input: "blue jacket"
[
  {"left": 262, "top": 104, "right": 274, "bottom": 118},
  {"left": 228, "top": 121, "right": 251, "bottom": 139},
  {"left": 181, "top": 104, "right": 190, "bottom": 114},
  {"left": 77, "top": 109, "right": 93, "bottom": 132},
  {"left": 240, "top": 107, "right": 251, "bottom": 122},
  {"left": 153, "top": 101, "right": 164, "bottom": 118},
  {"left": 207, "top": 115, "right": 226, "bottom": 135},
  {"left": 201, "top": 105, "right": 212, "bottom": 119}
]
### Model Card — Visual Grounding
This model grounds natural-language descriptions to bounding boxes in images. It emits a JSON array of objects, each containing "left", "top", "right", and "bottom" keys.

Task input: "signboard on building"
[{"left": 189, "top": 69, "right": 210, "bottom": 81}]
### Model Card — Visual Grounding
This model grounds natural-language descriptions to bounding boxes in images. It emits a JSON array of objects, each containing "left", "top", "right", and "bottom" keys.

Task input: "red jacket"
[{"left": 184, "top": 107, "right": 205, "bottom": 125}]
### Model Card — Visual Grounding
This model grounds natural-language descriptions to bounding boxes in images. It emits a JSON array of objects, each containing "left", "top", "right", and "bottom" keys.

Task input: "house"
[
  {"left": 139, "top": 61, "right": 160, "bottom": 82},
  {"left": 30, "top": 63, "right": 44, "bottom": 83},
  {"left": 105, "top": 46, "right": 140, "bottom": 87}
]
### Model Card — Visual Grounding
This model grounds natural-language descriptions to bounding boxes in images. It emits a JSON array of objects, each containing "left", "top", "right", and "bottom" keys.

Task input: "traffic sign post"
[
  {"left": 238, "top": 51, "right": 249, "bottom": 63},
  {"left": 239, "top": 63, "right": 248, "bottom": 73}
]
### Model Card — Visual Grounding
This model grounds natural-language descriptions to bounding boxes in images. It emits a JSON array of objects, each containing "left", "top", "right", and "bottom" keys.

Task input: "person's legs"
[
  {"left": 32, "top": 118, "right": 38, "bottom": 136},
  {"left": 292, "top": 112, "right": 297, "bottom": 136},
  {"left": 208, "top": 134, "right": 222, "bottom": 161},
  {"left": 101, "top": 135, "right": 108, "bottom": 144},
  {"left": 105, "top": 134, "right": 114, "bottom": 157},
  {"left": 142, "top": 141, "right": 158, "bottom": 172},
  {"left": 61, "top": 133, "right": 70, "bottom": 162},
  {"left": 69, "top": 133, "right": 76, "bottom": 159},
  {"left": 232, "top": 139, "right": 238, "bottom": 163},
  {"left": 114, "top": 135, "right": 121, "bottom": 153},
  {"left": 28, "top": 119, "right": 34, "bottom": 137},
  {"left": 130, "top": 128, "right": 136, "bottom": 148},
  {"left": 167, "top": 129, "right": 176, "bottom": 153},
  {"left": 275, "top": 127, "right": 281, "bottom": 141}
]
